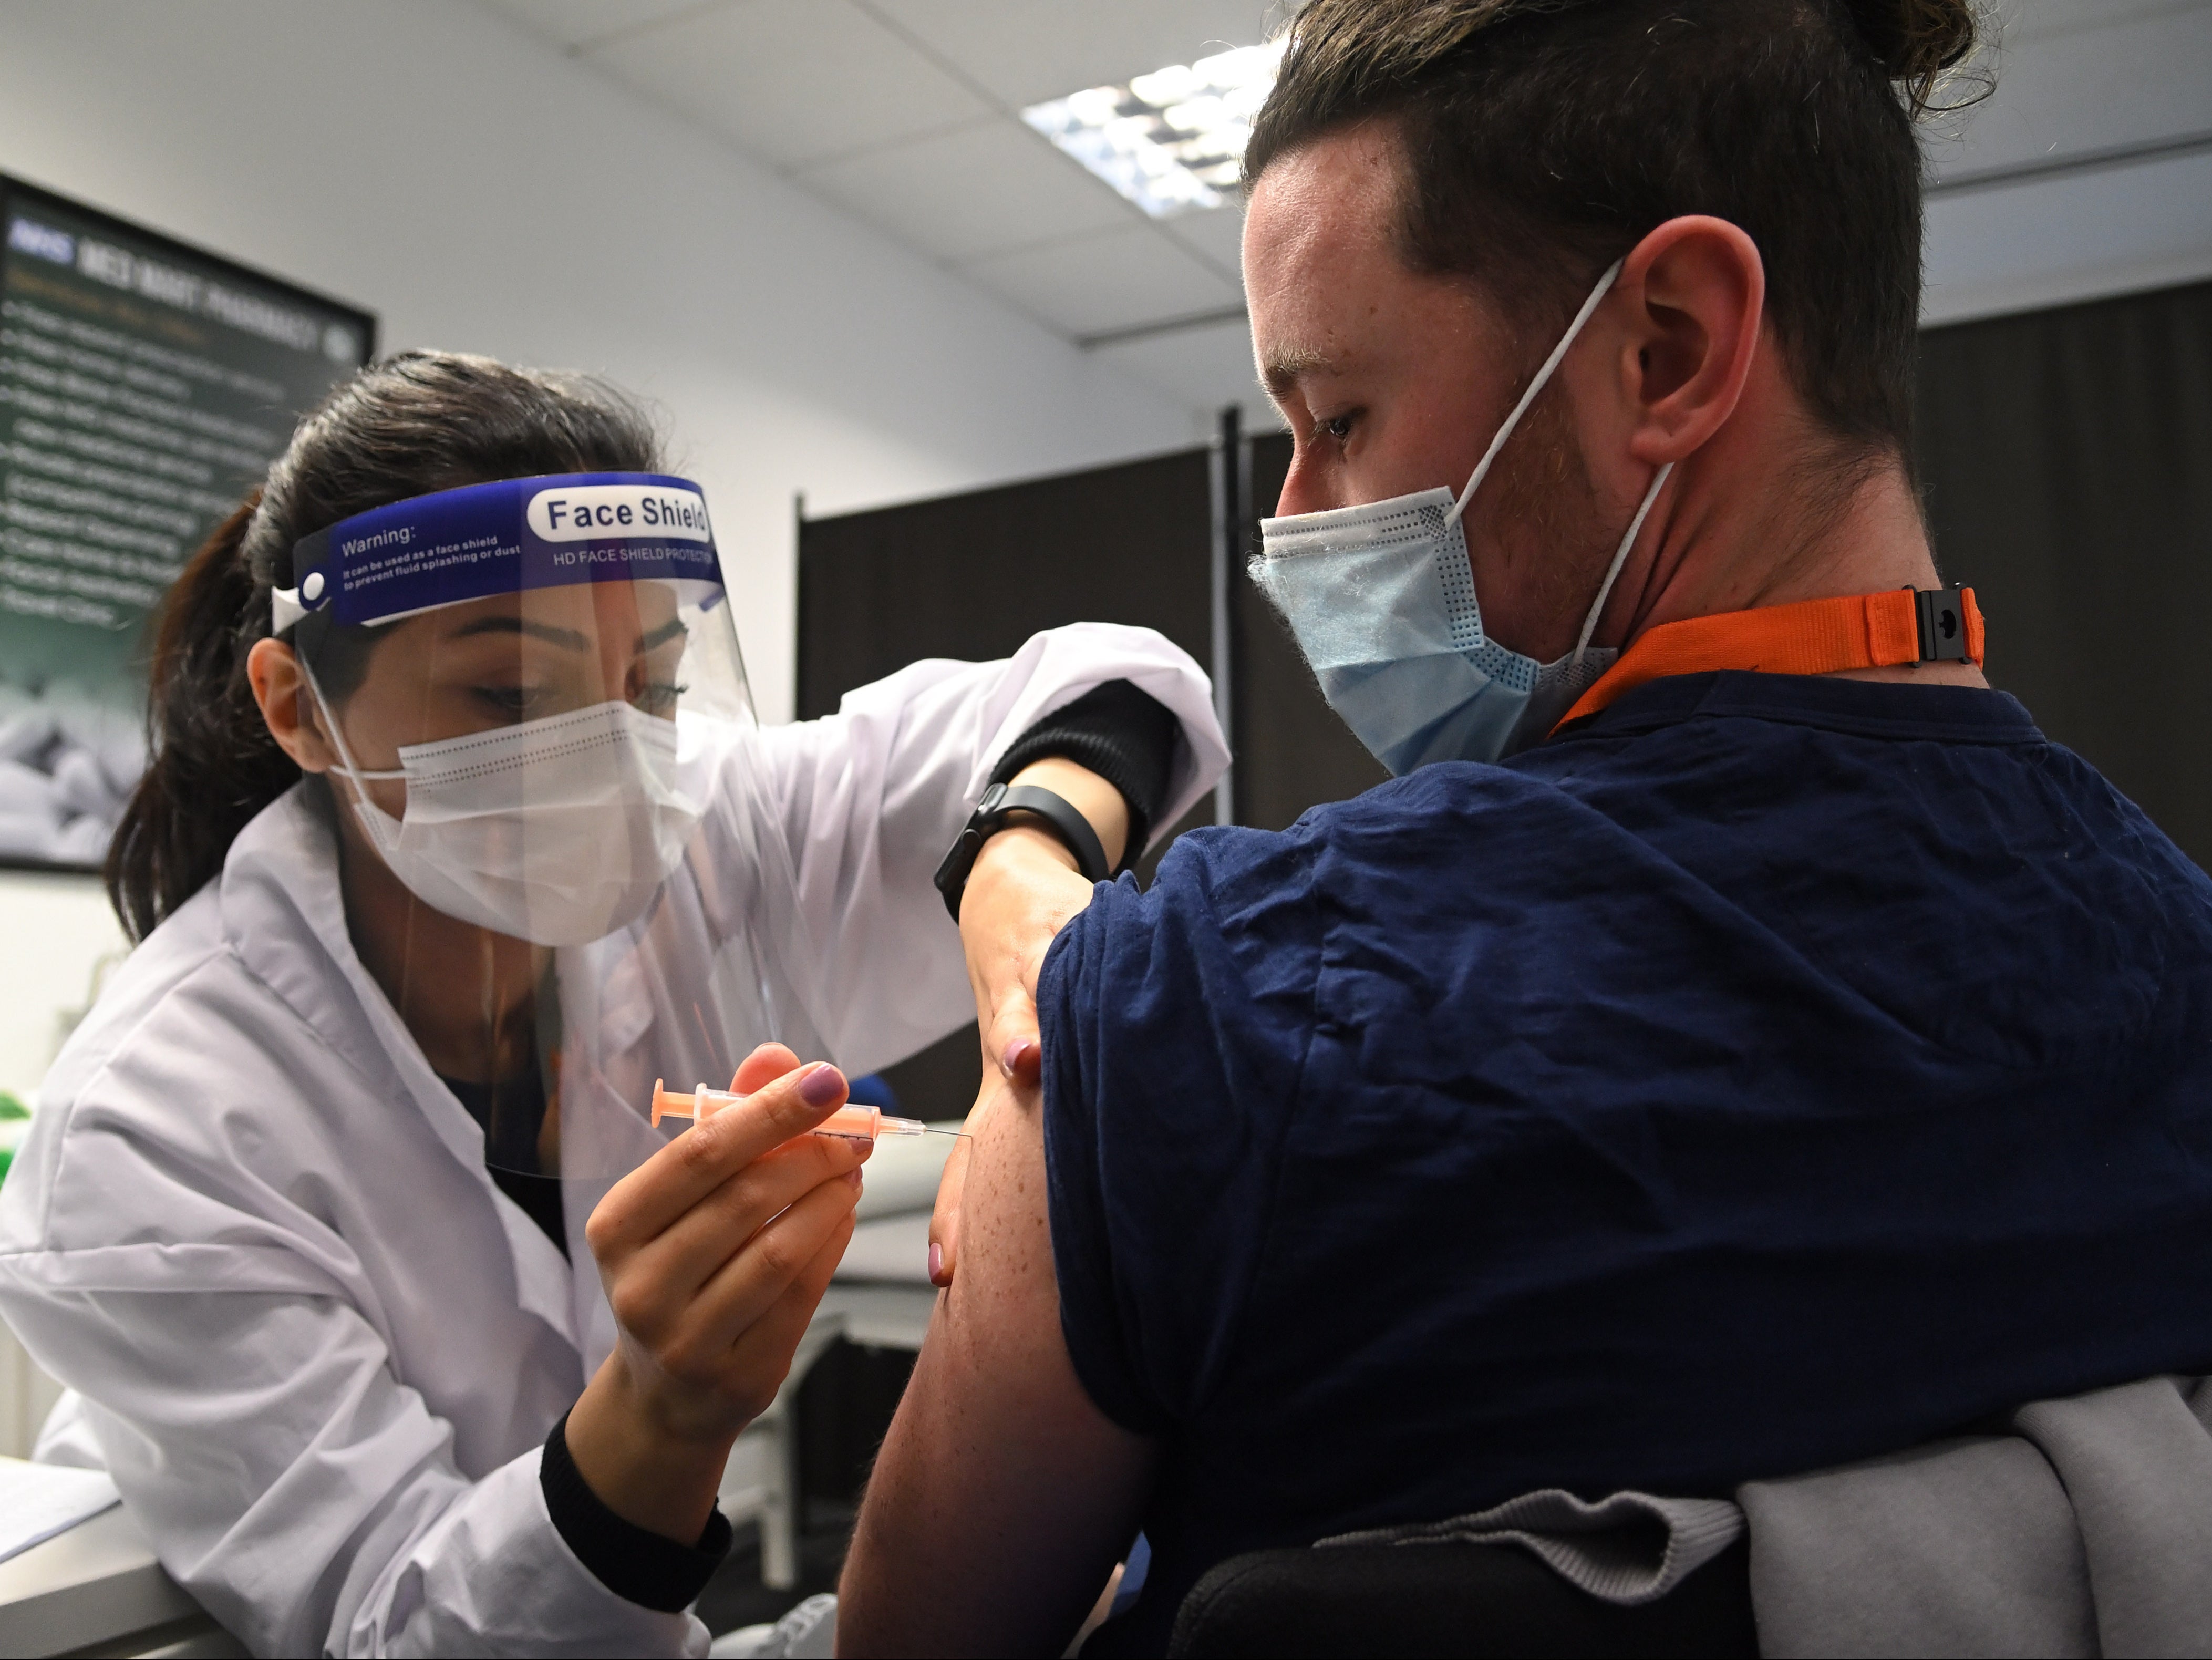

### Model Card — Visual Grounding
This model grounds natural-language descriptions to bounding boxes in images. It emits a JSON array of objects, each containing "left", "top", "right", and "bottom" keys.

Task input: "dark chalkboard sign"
[{"left": 0, "top": 176, "right": 375, "bottom": 869}]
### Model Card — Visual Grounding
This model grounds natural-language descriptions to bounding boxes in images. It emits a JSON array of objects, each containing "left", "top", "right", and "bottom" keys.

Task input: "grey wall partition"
[
  {"left": 797, "top": 449, "right": 1212, "bottom": 720},
  {"left": 1913, "top": 279, "right": 2212, "bottom": 871}
]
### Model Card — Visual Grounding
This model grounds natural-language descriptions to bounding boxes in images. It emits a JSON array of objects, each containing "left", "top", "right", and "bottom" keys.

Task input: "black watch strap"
[{"left": 934, "top": 783, "right": 1111, "bottom": 922}]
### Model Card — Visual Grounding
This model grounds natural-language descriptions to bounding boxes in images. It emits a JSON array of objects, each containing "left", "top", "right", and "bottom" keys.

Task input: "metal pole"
[
  {"left": 1208, "top": 405, "right": 1244, "bottom": 825},
  {"left": 791, "top": 490, "right": 808, "bottom": 723}
]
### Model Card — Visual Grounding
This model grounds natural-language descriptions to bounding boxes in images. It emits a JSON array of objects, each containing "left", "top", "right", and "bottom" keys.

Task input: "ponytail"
[
  {"left": 101, "top": 350, "right": 660, "bottom": 942},
  {"left": 1843, "top": 0, "right": 1983, "bottom": 117},
  {"left": 104, "top": 493, "right": 296, "bottom": 943}
]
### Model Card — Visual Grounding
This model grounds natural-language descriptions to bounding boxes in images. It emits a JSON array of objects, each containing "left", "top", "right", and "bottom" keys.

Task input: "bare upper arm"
[{"left": 838, "top": 1070, "right": 1155, "bottom": 1657}]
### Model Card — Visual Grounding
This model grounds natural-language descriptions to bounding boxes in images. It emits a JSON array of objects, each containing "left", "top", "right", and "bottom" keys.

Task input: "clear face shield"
[{"left": 277, "top": 474, "right": 828, "bottom": 1183}]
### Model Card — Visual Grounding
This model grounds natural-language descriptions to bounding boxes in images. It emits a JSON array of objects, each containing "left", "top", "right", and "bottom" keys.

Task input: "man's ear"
[
  {"left": 1614, "top": 215, "right": 1766, "bottom": 466},
  {"left": 246, "top": 637, "right": 336, "bottom": 775}
]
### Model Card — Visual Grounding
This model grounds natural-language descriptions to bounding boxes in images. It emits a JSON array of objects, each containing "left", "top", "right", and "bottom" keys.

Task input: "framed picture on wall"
[{"left": 1, "top": 175, "right": 375, "bottom": 872}]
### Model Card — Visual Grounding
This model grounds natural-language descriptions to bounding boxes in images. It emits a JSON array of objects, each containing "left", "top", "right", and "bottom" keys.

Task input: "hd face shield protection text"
[{"left": 277, "top": 473, "right": 830, "bottom": 1181}]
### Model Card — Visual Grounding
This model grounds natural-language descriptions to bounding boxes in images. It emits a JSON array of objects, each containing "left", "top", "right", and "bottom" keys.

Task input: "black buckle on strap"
[
  {"left": 933, "top": 782, "right": 1112, "bottom": 922},
  {"left": 1913, "top": 585, "right": 1970, "bottom": 663}
]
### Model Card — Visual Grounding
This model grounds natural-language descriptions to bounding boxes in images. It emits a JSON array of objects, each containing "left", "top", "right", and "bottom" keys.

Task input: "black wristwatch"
[{"left": 934, "top": 783, "right": 1111, "bottom": 922}]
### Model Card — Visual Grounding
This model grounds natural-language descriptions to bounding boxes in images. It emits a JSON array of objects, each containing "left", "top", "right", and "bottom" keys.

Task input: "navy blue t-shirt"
[{"left": 1039, "top": 672, "right": 2212, "bottom": 1654}]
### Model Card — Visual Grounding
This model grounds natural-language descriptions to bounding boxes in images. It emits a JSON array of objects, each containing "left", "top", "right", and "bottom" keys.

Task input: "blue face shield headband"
[{"left": 273, "top": 471, "right": 726, "bottom": 636}]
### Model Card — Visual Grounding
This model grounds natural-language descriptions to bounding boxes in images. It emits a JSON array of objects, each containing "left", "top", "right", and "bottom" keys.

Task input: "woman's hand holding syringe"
[{"left": 566, "top": 1044, "right": 872, "bottom": 1549}]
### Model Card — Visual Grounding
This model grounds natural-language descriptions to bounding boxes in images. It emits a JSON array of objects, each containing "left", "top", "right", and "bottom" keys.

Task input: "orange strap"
[{"left": 1554, "top": 587, "right": 1985, "bottom": 731}]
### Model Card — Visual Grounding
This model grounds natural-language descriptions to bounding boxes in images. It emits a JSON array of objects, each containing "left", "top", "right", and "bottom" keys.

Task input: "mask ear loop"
[
  {"left": 1443, "top": 257, "right": 1627, "bottom": 531},
  {"left": 295, "top": 656, "right": 408, "bottom": 856},
  {"left": 1570, "top": 459, "right": 1673, "bottom": 670}
]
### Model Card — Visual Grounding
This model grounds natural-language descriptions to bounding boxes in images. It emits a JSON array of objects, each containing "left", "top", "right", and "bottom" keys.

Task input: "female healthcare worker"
[{"left": 0, "top": 352, "right": 1225, "bottom": 1656}]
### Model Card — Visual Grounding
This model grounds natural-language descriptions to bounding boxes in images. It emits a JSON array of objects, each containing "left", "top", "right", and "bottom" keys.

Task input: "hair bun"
[{"left": 1842, "top": 0, "right": 1980, "bottom": 112}]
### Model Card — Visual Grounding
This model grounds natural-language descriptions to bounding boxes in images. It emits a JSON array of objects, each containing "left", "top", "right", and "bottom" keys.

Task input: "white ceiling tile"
[
  {"left": 867, "top": 0, "right": 1289, "bottom": 109},
  {"left": 1925, "top": 3, "right": 2212, "bottom": 181},
  {"left": 1922, "top": 146, "right": 2212, "bottom": 324},
  {"left": 798, "top": 120, "right": 1136, "bottom": 263},
  {"left": 483, "top": 0, "right": 716, "bottom": 51},
  {"left": 584, "top": 0, "right": 993, "bottom": 171},
  {"left": 960, "top": 223, "right": 1242, "bottom": 337},
  {"left": 1157, "top": 201, "right": 1246, "bottom": 286},
  {"left": 2003, "top": 0, "right": 2212, "bottom": 45},
  {"left": 1091, "top": 314, "right": 1279, "bottom": 429}
]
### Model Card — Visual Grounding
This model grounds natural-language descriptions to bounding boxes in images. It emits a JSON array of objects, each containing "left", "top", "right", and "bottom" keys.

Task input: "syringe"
[{"left": 652, "top": 1078, "right": 960, "bottom": 1144}]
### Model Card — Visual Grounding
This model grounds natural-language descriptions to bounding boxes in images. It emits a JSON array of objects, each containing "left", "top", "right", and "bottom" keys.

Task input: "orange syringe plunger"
[
  {"left": 652, "top": 1079, "right": 741, "bottom": 1127},
  {"left": 651, "top": 1078, "right": 934, "bottom": 1142}
]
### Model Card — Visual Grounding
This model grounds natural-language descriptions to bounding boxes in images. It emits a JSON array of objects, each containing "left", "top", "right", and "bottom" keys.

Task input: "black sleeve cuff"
[
  {"left": 541, "top": 1410, "right": 732, "bottom": 1613},
  {"left": 991, "top": 679, "right": 1181, "bottom": 866}
]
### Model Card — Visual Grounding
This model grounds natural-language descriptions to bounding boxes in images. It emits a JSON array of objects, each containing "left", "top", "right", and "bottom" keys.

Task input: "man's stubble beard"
[{"left": 1461, "top": 385, "right": 1614, "bottom": 657}]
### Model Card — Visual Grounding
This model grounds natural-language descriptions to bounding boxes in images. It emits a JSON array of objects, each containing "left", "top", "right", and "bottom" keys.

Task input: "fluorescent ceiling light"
[{"left": 1022, "top": 41, "right": 1285, "bottom": 219}]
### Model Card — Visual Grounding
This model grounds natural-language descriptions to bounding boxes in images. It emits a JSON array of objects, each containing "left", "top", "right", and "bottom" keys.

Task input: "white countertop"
[{"left": 0, "top": 1503, "right": 239, "bottom": 1657}]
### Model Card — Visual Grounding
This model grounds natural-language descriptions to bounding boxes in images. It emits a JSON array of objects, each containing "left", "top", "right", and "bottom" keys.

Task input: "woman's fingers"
[
  {"left": 643, "top": 1131, "right": 864, "bottom": 1302},
  {"left": 605, "top": 1154, "right": 859, "bottom": 1384},
  {"left": 681, "top": 1213, "right": 856, "bottom": 1428},
  {"left": 726, "top": 1217, "right": 854, "bottom": 1372},
  {"left": 732, "top": 1042, "right": 803, "bottom": 1095},
  {"left": 985, "top": 990, "right": 1043, "bottom": 1085},
  {"left": 688, "top": 1060, "right": 854, "bottom": 1167},
  {"left": 680, "top": 1171, "right": 860, "bottom": 1367},
  {"left": 590, "top": 1060, "right": 855, "bottom": 1252},
  {"left": 578, "top": 1050, "right": 871, "bottom": 1488},
  {"left": 723, "top": 1209, "right": 855, "bottom": 1378}
]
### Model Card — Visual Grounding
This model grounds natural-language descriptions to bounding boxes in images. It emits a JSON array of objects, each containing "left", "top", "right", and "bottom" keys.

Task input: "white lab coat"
[{"left": 0, "top": 625, "right": 1226, "bottom": 1659}]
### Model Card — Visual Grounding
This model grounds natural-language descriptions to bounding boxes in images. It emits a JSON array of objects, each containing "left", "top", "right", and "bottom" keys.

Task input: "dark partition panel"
[
  {"left": 797, "top": 448, "right": 1214, "bottom": 1118},
  {"left": 1915, "top": 280, "right": 2212, "bottom": 870},
  {"left": 798, "top": 449, "right": 1212, "bottom": 717}
]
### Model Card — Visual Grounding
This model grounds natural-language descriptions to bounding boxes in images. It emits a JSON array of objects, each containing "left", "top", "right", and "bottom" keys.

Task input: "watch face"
[{"left": 936, "top": 782, "right": 1011, "bottom": 920}]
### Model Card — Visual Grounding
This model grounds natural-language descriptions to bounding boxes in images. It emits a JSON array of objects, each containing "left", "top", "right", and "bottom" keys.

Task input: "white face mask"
[
  {"left": 311, "top": 686, "right": 703, "bottom": 946},
  {"left": 1250, "top": 258, "right": 1672, "bottom": 774}
]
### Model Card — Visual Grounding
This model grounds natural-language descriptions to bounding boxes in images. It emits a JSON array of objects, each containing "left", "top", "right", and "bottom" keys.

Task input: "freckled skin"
[{"left": 839, "top": 837, "right": 1147, "bottom": 1658}]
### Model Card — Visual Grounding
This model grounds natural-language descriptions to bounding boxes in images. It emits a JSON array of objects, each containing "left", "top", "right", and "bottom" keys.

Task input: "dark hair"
[
  {"left": 1244, "top": 0, "right": 1984, "bottom": 457},
  {"left": 106, "top": 351, "right": 660, "bottom": 942}
]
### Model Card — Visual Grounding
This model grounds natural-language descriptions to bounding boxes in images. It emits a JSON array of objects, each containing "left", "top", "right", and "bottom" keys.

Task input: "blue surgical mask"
[{"left": 1250, "top": 259, "right": 1672, "bottom": 774}]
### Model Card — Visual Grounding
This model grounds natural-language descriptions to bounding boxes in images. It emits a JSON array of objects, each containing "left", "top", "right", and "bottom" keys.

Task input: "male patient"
[{"left": 842, "top": 0, "right": 2212, "bottom": 1653}]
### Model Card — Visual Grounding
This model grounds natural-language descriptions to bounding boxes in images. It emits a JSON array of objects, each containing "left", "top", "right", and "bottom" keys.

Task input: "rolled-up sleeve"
[{"left": 1036, "top": 822, "right": 1324, "bottom": 1433}]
